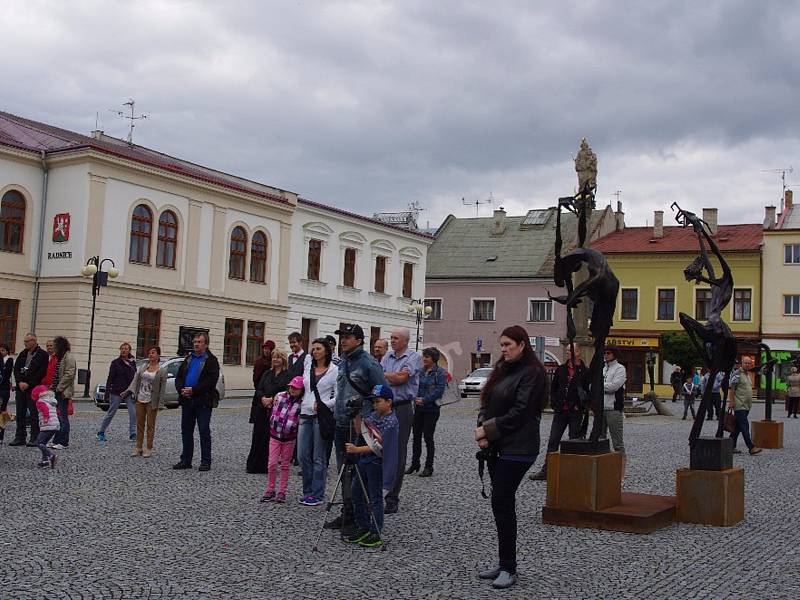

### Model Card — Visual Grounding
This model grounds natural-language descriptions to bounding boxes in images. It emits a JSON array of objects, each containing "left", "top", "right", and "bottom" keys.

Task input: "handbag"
[
  {"left": 67, "top": 398, "right": 74, "bottom": 416},
  {"left": 311, "top": 369, "right": 335, "bottom": 442},
  {"left": 723, "top": 408, "right": 736, "bottom": 433}
]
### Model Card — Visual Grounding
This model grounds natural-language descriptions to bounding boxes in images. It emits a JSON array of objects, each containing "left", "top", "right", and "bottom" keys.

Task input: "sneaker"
[
  {"left": 49, "top": 455, "right": 58, "bottom": 469},
  {"left": 357, "top": 532, "right": 383, "bottom": 548},
  {"left": 52, "top": 444, "right": 65, "bottom": 450},
  {"left": 323, "top": 516, "right": 343, "bottom": 530},
  {"left": 96, "top": 432, "right": 106, "bottom": 442},
  {"left": 37, "top": 460, "right": 49, "bottom": 467},
  {"left": 275, "top": 492, "right": 286, "bottom": 503},
  {"left": 260, "top": 490, "right": 276, "bottom": 503},
  {"left": 749, "top": 446, "right": 763, "bottom": 455},
  {"left": 344, "top": 528, "right": 370, "bottom": 544},
  {"left": 307, "top": 496, "right": 325, "bottom": 506},
  {"left": 298, "top": 495, "right": 315, "bottom": 506},
  {"left": 47, "top": 441, "right": 55, "bottom": 448}
]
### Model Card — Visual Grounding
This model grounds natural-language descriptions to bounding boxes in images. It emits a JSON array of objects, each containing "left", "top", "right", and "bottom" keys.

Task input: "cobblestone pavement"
[{"left": 1, "top": 399, "right": 799, "bottom": 599}]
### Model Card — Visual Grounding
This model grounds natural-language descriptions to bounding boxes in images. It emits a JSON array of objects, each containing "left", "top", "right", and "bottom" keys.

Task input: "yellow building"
[{"left": 592, "top": 208, "right": 764, "bottom": 394}]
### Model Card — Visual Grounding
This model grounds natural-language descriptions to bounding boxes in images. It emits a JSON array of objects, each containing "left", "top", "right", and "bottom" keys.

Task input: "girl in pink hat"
[{"left": 261, "top": 376, "right": 304, "bottom": 503}]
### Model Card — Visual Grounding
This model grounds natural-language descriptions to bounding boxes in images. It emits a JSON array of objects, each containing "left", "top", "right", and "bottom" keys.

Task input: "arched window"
[
  {"left": 0, "top": 190, "right": 25, "bottom": 253},
  {"left": 156, "top": 210, "right": 178, "bottom": 268},
  {"left": 229, "top": 226, "right": 247, "bottom": 280},
  {"left": 129, "top": 204, "right": 153, "bottom": 264},
  {"left": 250, "top": 231, "right": 268, "bottom": 283}
]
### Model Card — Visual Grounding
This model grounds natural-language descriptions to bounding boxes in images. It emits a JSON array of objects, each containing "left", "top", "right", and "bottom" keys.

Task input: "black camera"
[{"left": 345, "top": 396, "right": 363, "bottom": 420}]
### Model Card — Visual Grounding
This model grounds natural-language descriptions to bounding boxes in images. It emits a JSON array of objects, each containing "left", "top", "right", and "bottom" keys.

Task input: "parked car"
[
  {"left": 458, "top": 368, "right": 493, "bottom": 398},
  {"left": 94, "top": 356, "right": 225, "bottom": 411}
]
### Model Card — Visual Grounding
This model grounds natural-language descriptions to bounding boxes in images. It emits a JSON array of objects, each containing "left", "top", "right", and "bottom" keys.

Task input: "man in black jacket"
[
  {"left": 10, "top": 333, "right": 49, "bottom": 446},
  {"left": 529, "top": 346, "right": 589, "bottom": 481},
  {"left": 173, "top": 332, "right": 220, "bottom": 471},
  {"left": 670, "top": 366, "right": 684, "bottom": 403},
  {"left": 287, "top": 331, "right": 308, "bottom": 377}
]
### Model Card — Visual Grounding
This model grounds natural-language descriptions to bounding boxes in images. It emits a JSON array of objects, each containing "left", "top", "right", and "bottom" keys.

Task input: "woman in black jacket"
[
  {"left": 0, "top": 343, "right": 13, "bottom": 443},
  {"left": 247, "top": 348, "right": 291, "bottom": 473},
  {"left": 474, "top": 325, "right": 547, "bottom": 590}
]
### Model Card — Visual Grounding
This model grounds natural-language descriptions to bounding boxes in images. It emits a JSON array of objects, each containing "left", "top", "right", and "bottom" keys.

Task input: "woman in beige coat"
[
  {"left": 787, "top": 367, "right": 800, "bottom": 419},
  {"left": 51, "top": 336, "right": 76, "bottom": 449},
  {"left": 123, "top": 346, "right": 167, "bottom": 457}
]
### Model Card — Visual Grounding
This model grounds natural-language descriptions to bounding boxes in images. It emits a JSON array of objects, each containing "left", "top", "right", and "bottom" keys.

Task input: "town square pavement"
[{"left": 1, "top": 396, "right": 798, "bottom": 599}]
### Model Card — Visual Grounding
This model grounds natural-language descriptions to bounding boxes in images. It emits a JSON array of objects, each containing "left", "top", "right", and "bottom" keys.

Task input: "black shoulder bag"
[{"left": 311, "top": 368, "right": 336, "bottom": 441}]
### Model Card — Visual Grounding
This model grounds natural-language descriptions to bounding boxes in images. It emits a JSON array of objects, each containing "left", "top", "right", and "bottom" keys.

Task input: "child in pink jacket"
[
  {"left": 261, "top": 376, "right": 304, "bottom": 503},
  {"left": 34, "top": 385, "right": 59, "bottom": 468}
]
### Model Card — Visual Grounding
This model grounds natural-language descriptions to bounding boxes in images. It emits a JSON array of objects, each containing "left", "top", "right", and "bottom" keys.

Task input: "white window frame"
[
  {"left": 784, "top": 244, "right": 800, "bottom": 265},
  {"left": 470, "top": 297, "right": 496, "bottom": 322},
  {"left": 655, "top": 287, "right": 677, "bottom": 322},
  {"left": 424, "top": 298, "right": 443, "bottom": 320},
  {"left": 619, "top": 287, "right": 639, "bottom": 321},
  {"left": 695, "top": 287, "right": 713, "bottom": 320},
  {"left": 731, "top": 286, "right": 753, "bottom": 322},
  {"left": 527, "top": 297, "right": 554, "bottom": 322},
  {"left": 784, "top": 294, "right": 800, "bottom": 316}
]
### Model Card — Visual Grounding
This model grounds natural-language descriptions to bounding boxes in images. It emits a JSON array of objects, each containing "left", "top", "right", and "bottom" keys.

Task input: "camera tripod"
[{"left": 312, "top": 420, "right": 386, "bottom": 552}]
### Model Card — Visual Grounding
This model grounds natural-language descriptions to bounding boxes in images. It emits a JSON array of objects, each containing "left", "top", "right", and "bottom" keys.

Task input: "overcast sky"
[{"left": 3, "top": 0, "right": 799, "bottom": 229}]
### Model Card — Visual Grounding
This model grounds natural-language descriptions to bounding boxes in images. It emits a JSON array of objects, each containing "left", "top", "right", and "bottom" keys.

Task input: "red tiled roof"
[
  {"left": 591, "top": 224, "right": 763, "bottom": 253},
  {"left": 0, "top": 111, "right": 293, "bottom": 206}
]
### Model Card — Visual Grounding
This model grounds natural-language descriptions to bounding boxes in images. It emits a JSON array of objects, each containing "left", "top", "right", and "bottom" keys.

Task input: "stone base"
[
  {"left": 675, "top": 467, "right": 744, "bottom": 527},
  {"left": 546, "top": 451, "right": 621, "bottom": 512},
  {"left": 542, "top": 493, "right": 676, "bottom": 534},
  {"left": 559, "top": 438, "right": 611, "bottom": 455},
  {"left": 751, "top": 420, "right": 783, "bottom": 449},
  {"left": 690, "top": 437, "right": 733, "bottom": 471}
]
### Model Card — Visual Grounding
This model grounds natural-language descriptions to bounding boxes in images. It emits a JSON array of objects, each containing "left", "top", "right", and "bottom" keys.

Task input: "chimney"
[
  {"left": 653, "top": 210, "right": 664, "bottom": 238},
  {"left": 491, "top": 207, "right": 506, "bottom": 235},
  {"left": 91, "top": 129, "right": 104, "bottom": 140},
  {"left": 764, "top": 206, "right": 776, "bottom": 230},
  {"left": 615, "top": 200, "right": 625, "bottom": 231},
  {"left": 702, "top": 208, "right": 718, "bottom": 235},
  {"left": 786, "top": 189, "right": 794, "bottom": 211}
]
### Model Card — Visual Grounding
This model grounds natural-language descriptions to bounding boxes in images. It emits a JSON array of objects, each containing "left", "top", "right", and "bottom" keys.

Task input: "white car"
[{"left": 459, "top": 368, "right": 493, "bottom": 398}]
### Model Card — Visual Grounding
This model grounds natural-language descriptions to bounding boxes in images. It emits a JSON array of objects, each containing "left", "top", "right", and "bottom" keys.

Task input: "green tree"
[{"left": 661, "top": 331, "right": 703, "bottom": 374}]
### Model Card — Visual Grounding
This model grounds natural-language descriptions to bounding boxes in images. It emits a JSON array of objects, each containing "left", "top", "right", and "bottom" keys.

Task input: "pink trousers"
[{"left": 266, "top": 438, "right": 296, "bottom": 495}]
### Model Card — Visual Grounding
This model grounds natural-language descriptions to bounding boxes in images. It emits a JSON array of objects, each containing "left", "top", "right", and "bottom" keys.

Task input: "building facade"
[
  {"left": 424, "top": 204, "right": 621, "bottom": 380},
  {"left": 286, "top": 199, "right": 433, "bottom": 349}
]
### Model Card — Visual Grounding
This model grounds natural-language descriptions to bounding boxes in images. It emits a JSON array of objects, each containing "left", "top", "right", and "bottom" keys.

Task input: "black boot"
[
  {"left": 419, "top": 467, "right": 433, "bottom": 477},
  {"left": 404, "top": 463, "right": 420, "bottom": 475}
]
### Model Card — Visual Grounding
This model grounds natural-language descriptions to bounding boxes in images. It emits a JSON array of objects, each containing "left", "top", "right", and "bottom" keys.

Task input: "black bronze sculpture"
[
  {"left": 672, "top": 203, "right": 737, "bottom": 447},
  {"left": 755, "top": 342, "right": 777, "bottom": 422},
  {"left": 550, "top": 183, "right": 619, "bottom": 444}
]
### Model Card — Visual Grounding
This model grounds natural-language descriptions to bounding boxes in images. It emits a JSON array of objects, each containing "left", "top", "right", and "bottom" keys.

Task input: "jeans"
[
  {"left": 37, "top": 430, "right": 57, "bottom": 460},
  {"left": 53, "top": 392, "right": 70, "bottom": 446},
  {"left": 180, "top": 402, "right": 212, "bottom": 466},
  {"left": 14, "top": 388, "right": 39, "bottom": 442},
  {"left": 298, "top": 417, "right": 333, "bottom": 500},
  {"left": 352, "top": 458, "right": 384, "bottom": 534},
  {"left": 682, "top": 395, "right": 696, "bottom": 419},
  {"left": 410, "top": 407, "right": 440, "bottom": 470},
  {"left": 730, "top": 409, "right": 754, "bottom": 450},
  {"left": 134, "top": 402, "right": 158, "bottom": 450},
  {"left": 334, "top": 424, "right": 355, "bottom": 520},
  {"left": 267, "top": 438, "right": 296, "bottom": 495},
  {"left": 539, "top": 410, "right": 582, "bottom": 472},
  {"left": 488, "top": 458, "right": 533, "bottom": 574},
  {"left": 99, "top": 394, "right": 136, "bottom": 436},
  {"left": 385, "top": 401, "right": 413, "bottom": 507}
]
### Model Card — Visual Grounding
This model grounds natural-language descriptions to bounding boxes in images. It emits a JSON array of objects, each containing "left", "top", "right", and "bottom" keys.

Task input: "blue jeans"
[
  {"left": 53, "top": 392, "right": 70, "bottom": 446},
  {"left": 352, "top": 458, "right": 384, "bottom": 533},
  {"left": 298, "top": 417, "right": 333, "bottom": 500},
  {"left": 180, "top": 402, "right": 212, "bottom": 465},
  {"left": 37, "top": 430, "right": 57, "bottom": 460},
  {"left": 99, "top": 394, "right": 136, "bottom": 436},
  {"left": 730, "top": 409, "right": 754, "bottom": 450}
]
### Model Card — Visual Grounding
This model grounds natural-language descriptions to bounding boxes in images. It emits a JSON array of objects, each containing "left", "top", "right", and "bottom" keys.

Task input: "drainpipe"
[{"left": 30, "top": 150, "right": 49, "bottom": 331}]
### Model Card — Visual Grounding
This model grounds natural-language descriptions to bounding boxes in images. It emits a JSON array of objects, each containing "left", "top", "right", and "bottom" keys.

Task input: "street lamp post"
[
  {"left": 80, "top": 256, "right": 119, "bottom": 398},
  {"left": 407, "top": 299, "right": 433, "bottom": 351}
]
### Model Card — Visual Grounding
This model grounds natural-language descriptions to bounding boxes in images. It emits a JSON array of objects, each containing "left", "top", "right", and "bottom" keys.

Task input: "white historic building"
[{"left": 286, "top": 199, "right": 433, "bottom": 350}]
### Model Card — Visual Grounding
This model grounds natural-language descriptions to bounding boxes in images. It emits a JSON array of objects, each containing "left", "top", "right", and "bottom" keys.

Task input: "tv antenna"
[
  {"left": 462, "top": 192, "right": 493, "bottom": 216},
  {"left": 407, "top": 200, "right": 427, "bottom": 220},
  {"left": 762, "top": 166, "right": 793, "bottom": 211},
  {"left": 110, "top": 99, "right": 148, "bottom": 145}
]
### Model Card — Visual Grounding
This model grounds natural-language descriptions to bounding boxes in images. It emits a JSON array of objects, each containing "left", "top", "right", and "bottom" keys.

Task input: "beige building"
[{"left": 0, "top": 111, "right": 296, "bottom": 391}]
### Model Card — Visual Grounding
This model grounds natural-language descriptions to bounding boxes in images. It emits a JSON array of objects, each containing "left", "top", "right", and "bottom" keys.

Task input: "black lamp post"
[
  {"left": 80, "top": 256, "right": 119, "bottom": 398},
  {"left": 407, "top": 299, "right": 432, "bottom": 351},
  {"left": 646, "top": 350, "right": 657, "bottom": 393}
]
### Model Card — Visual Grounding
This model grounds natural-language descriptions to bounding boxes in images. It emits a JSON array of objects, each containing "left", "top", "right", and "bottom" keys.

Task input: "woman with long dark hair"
[
  {"left": 247, "top": 349, "right": 291, "bottom": 473},
  {"left": 474, "top": 325, "right": 547, "bottom": 590},
  {"left": 51, "top": 336, "right": 76, "bottom": 449}
]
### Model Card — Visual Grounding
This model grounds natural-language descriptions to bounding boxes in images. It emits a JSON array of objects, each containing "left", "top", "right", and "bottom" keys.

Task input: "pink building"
[{"left": 423, "top": 205, "right": 622, "bottom": 380}]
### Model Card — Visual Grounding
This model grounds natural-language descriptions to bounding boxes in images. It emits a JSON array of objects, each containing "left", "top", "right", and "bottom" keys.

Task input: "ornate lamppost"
[
  {"left": 80, "top": 256, "right": 119, "bottom": 398},
  {"left": 407, "top": 299, "right": 432, "bottom": 351}
]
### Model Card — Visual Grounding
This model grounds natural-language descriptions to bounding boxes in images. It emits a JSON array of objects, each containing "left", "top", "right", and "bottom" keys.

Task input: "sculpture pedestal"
[
  {"left": 542, "top": 451, "right": 675, "bottom": 534},
  {"left": 675, "top": 467, "right": 744, "bottom": 526},
  {"left": 751, "top": 420, "right": 783, "bottom": 449}
]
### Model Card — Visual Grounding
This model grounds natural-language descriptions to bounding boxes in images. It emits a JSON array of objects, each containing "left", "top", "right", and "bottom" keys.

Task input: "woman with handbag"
[
  {"left": 247, "top": 349, "right": 291, "bottom": 474},
  {"left": 51, "top": 337, "right": 76, "bottom": 449},
  {"left": 298, "top": 338, "right": 338, "bottom": 506},
  {"left": 123, "top": 346, "right": 167, "bottom": 458},
  {"left": 407, "top": 347, "right": 446, "bottom": 477},
  {"left": 474, "top": 326, "right": 547, "bottom": 590}
]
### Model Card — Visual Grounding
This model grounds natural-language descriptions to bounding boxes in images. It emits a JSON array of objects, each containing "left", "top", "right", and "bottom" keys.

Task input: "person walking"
[
  {"left": 670, "top": 366, "right": 683, "bottom": 403},
  {"left": 33, "top": 385, "right": 59, "bottom": 468},
  {"left": 786, "top": 367, "right": 800, "bottom": 419},
  {"left": 298, "top": 338, "right": 338, "bottom": 506},
  {"left": 124, "top": 346, "right": 167, "bottom": 458},
  {"left": 10, "top": 333, "right": 48, "bottom": 447},
  {"left": 247, "top": 349, "right": 291, "bottom": 474},
  {"left": 51, "top": 337, "right": 76, "bottom": 449},
  {"left": 474, "top": 326, "right": 547, "bottom": 590},
  {"left": 97, "top": 343, "right": 138, "bottom": 442},
  {"left": 601, "top": 347, "right": 627, "bottom": 480},
  {"left": 252, "top": 340, "right": 275, "bottom": 389},
  {"left": 0, "top": 343, "right": 13, "bottom": 444},
  {"left": 530, "top": 345, "right": 589, "bottom": 481},
  {"left": 261, "top": 376, "right": 304, "bottom": 503},
  {"left": 173, "top": 332, "right": 220, "bottom": 472},
  {"left": 681, "top": 378, "right": 696, "bottom": 420},
  {"left": 728, "top": 357, "right": 762, "bottom": 455},
  {"left": 407, "top": 347, "right": 446, "bottom": 477},
  {"left": 381, "top": 327, "right": 421, "bottom": 515}
]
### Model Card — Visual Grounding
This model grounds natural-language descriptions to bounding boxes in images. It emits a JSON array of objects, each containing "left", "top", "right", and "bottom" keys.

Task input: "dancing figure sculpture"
[
  {"left": 672, "top": 203, "right": 737, "bottom": 446},
  {"left": 755, "top": 342, "right": 777, "bottom": 422}
]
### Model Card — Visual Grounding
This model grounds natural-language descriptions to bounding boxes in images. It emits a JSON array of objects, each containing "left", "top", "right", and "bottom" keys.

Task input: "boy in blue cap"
[{"left": 344, "top": 383, "right": 398, "bottom": 548}]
